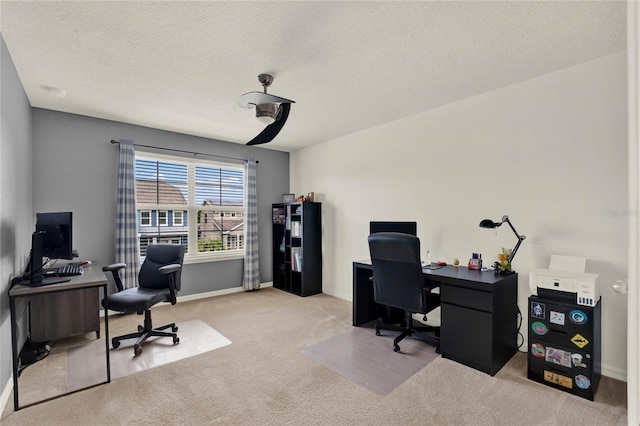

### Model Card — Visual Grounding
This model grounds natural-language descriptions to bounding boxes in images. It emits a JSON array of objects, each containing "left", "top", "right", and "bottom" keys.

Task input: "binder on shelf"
[
  {"left": 291, "top": 221, "right": 301, "bottom": 237},
  {"left": 291, "top": 247, "right": 303, "bottom": 272}
]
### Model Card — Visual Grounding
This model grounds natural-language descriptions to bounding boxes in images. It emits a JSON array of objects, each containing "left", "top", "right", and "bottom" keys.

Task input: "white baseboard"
[
  {"left": 0, "top": 373, "right": 13, "bottom": 416},
  {"left": 601, "top": 364, "right": 628, "bottom": 382},
  {"left": 321, "top": 287, "right": 352, "bottom": 302},
  {"left": 100, "top": 282, "right": 273, "bottom": 317},
  {"left": 178, "top": 281, "right": 272, "bottom": 303}
]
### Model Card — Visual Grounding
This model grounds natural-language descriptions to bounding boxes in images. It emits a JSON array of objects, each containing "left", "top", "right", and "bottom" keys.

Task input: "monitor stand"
[{"left": 24, "top": 276, "right": 71, "bottom": 287}]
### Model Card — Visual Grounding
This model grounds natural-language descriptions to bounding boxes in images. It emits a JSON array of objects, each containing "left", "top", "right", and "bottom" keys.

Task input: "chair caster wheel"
[
  {"left": 138, "top": 325, "right": 144, "bottom": 332},
  {"left": 393, "top": 345, "right": 400, "bottom": 353},
  {"left": 173, "top": 336, "right": 180, "bottom": 345},
  {"left": 172, "top": 325, "right": 178, "bottom": 332},
  {"left": 112, "top": 339, "right": 120, "bottom": 349},
  {"left": 134, "top": 344, "right": 142, "bottom": 357},
  {"left": 375, "top": 330, "right": 381, "bottom": 336}
]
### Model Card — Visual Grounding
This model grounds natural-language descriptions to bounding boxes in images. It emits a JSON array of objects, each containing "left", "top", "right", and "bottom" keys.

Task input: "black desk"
[
  {"left": 353, "top": 260, "right": 518, "bottom": 376},
  {"left": 8, "top": 265, "right": 111, "bottom": 410}
]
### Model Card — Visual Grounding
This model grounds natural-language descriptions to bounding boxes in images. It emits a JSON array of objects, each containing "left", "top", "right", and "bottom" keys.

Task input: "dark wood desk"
[
  {"left": 353, "top": 260, "right": 518, "bottom": 376},
  {"left": 8, "top": 265, "right": 111, "bottom": 410}
]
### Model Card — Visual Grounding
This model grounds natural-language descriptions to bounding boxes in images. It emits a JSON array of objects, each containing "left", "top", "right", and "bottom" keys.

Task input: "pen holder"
[{"left": 468, "top": 253, "right": 482, "bottom": 270}]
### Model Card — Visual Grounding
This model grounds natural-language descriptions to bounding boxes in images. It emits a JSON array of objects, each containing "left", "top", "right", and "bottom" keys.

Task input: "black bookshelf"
[{"left": 272, "top": 202, "right": 322, "bottom": 296}]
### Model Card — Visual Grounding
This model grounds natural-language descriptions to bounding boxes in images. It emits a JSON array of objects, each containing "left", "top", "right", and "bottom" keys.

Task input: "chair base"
[
  {"left": 111, "top": 310, "right": 180, "bottom": 356},
  {"left": 375, "top": 311, "right": 440, "bottom": 354}
]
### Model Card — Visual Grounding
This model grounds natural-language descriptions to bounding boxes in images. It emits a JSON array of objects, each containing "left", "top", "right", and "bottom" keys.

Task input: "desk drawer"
[
  {"left": 441, "top": 284, "right": 493, "bottom": 312},
  {"left": 30, "top": 287, "right": 100, "bottom": 342}
]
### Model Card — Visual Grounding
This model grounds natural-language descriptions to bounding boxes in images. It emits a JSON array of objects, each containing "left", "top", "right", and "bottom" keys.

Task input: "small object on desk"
[
  {"left": 424, "top": 264, "right": 442, "bottom": 270},
  {"left": 79, "top": 260, "right": 92, "bottom": 266},
  {"left": 497, "top": 248, "right": 512, "bottom": 273},
  {"left": 468, "top": 253, "right": 482, "bottom": 270},
  {"left": 436, "top": 261, "right": 447, "bottom": 266},
  {"left": 452, "top": 258, "right": 460, "bottom": 267}
]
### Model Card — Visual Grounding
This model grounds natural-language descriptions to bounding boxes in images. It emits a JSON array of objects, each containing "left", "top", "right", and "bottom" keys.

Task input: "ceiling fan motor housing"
[{"left": 255, "top": 103, "right": 278, "bottom": 123}]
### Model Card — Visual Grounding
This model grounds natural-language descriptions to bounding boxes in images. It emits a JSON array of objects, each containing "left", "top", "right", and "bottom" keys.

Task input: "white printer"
[{"left": 529, "top": 255, "right": 599, "bottom": 307}]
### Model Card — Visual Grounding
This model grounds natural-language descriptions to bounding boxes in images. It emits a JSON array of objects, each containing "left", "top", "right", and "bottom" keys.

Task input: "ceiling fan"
[{"left": 239, "top": 73, "right": 296, "bottom": 146}]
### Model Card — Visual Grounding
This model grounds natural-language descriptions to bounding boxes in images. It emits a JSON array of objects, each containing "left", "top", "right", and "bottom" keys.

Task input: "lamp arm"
[
  {"left": 503, "top": 217, "right": 526, "bottom": 263},
  {"left": 503, "top": 217, "right": 521, "bottom": 239},
  {"left": 507, "top": 235, "right": 526, "bottom": 264}
]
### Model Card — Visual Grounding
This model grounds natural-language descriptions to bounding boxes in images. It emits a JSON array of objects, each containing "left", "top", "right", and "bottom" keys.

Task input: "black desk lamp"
[{"left": 479, "top": 215, "right": 526, "bottom": 273}]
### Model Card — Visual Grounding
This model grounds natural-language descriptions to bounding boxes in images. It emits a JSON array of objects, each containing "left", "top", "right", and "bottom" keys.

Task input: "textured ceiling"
[{"left": 0, "top": 1, "right": 626, "bottom": 152}]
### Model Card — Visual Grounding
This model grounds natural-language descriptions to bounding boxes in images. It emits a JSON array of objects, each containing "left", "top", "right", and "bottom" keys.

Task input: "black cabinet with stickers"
[{"left": 527, "top": 294, "right": 601, "bottom": 400}]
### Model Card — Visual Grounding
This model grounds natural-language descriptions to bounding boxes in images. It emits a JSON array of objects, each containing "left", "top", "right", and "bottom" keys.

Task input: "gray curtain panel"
[
  {"left": 243, "top": 158, "right": 260, "bottom": 290},
  {"left": 115, "top": 139, "right": 140, "bottom": 289}
]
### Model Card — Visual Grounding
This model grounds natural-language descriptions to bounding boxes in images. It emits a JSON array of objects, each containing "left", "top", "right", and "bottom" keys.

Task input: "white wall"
[
  {"left": 291, "top": 52, "right": 628, "bottom": 380},
  {"left": 626, "top": 1, "right": 640, "bottom": 422}
]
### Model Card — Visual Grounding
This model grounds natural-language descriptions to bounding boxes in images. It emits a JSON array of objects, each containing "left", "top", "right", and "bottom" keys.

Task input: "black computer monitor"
[
  {"left": 28, "top": 230, "right": 70, "bottom": 286},
  {"left": 29, "top": 231, "right": 45, "bottom": 285},
  {"left": 36, "top": 212, "right": 73, "bottom": 260},
  {"left": 369, "top": 221, "right": 417, "bottom": 236}
]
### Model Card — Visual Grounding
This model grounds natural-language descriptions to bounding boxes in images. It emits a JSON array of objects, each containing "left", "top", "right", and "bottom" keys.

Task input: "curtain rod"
[{"left": 110, "top": 140, "right": 258, "bottom": 163}]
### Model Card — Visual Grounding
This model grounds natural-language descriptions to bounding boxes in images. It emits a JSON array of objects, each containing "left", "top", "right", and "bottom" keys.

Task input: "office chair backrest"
[
  {"left": 139, "top": 244, "right": 185, "bottom": 291},
  {"left": 368, "top": 232, "right": 426, "bottom": 313}
]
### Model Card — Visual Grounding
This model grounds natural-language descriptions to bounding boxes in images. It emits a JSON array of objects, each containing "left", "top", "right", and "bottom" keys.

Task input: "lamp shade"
[
  {"left": 479, "top": 219, "right": 499, "bottom": 228},
  {"left": 478, "top": 214, "right": 526, "bottom": 269}
]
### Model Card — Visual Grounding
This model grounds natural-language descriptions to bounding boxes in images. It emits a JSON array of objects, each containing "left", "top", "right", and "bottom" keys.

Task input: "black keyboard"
[{"left": 56, "top": 265, "right": 84, "bottom": 277}]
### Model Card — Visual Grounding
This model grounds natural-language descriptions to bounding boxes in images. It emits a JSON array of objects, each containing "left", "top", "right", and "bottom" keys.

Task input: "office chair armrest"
[
  {"left": 159, "top": 264, "right": 181, "bottom": 275},
  {"left": 159, "top": 263, "right": 181, "bottom": 304},
  {"left": 102, "top": 263, "right": 127, "bottom": 272},
  {"left": 423, "top": 277, "right": 440, "bottom": 291},
  {"left": 102, "top": 263, "right": 127, "bottom": 292}
]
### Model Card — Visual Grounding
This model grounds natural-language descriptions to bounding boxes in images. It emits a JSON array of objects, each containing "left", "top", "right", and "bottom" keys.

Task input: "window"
[
  {"left": 135, "top": 152, "right": 245, "bottom": 262},
  {"left": 140, "top": 210, "right": 151, "bottom": 226},
  {"left": 158, "top": 211, "right": 168, "bottom": 226},
  {"left": 173, "top": 210, "right": 184, "bottom": 226}
]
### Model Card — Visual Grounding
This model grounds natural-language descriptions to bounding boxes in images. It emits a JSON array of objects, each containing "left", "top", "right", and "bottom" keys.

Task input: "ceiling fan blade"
[
  {"left": 246, "top": 103, "right": 291, "bottom": 146},
  {"left": 239, "top": 92, "right": 295, "bottom": 108}
]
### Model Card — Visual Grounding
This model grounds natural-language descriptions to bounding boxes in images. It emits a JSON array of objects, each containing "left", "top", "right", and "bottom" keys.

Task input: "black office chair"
[
  {"left": 368, "top": 232, "right": 441, "bottom": 353},
  {"left": 102, "top": 243, "right": 185, "bottom": 356}
]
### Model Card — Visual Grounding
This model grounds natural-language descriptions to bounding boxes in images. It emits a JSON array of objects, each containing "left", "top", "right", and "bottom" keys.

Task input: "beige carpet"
[
  {"left": 301, "top": 325, "right": 440, "bottom": 395},
  {"left": 1, "top": 288, "right": 627, "bottom": 425},
  {"left": 66, "top": 319, "right": 231, "bottom": 392}
]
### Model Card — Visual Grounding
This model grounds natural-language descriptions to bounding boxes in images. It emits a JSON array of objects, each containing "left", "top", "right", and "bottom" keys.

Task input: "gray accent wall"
[
  {"left": 31, "top": 108, "right": 289, "bottom": 295},
  {"left": 1, "top": 34, "right": 34, "bottom": 407},
  {"left": 0, "top": 35, "right": 289, "bottom": 401}
]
